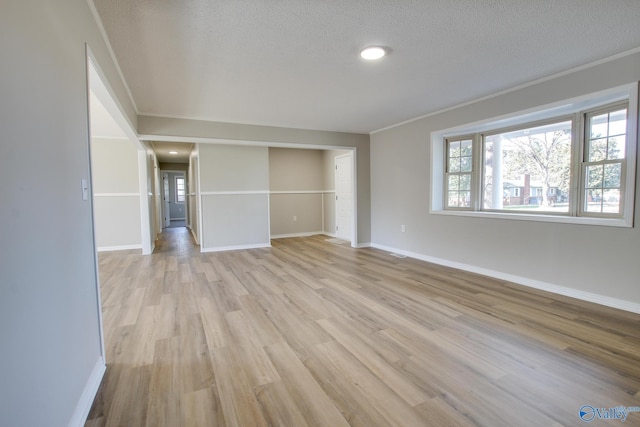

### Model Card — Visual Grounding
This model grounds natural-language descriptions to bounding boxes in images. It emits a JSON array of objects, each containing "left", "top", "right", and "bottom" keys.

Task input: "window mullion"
[
  {"left": 472, "top": 133, "right": 482, "bottom": 211},
  {"left": 571, "top": 112, "right": 584, "bottom": 217}
]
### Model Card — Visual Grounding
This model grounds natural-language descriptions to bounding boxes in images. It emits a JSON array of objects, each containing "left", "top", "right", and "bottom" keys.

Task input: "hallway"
[{"left": 153, "top": 226, "right": 196, "bottom": 254}]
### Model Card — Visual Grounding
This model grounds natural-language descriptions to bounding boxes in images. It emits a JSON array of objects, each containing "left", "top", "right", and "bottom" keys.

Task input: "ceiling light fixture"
[
  {"left": 360, "top": 46, "right": 386, "bottom": 60},
  {"left": 169, "top": 151, "right": 178, "bottom": 155}
]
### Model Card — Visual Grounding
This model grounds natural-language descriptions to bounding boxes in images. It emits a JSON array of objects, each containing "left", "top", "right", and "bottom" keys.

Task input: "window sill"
[{"left": 429, "top": 209, "right": 632, "bottom": 228}]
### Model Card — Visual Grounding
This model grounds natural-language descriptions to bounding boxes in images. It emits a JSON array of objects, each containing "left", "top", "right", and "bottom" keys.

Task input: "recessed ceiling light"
[
  {"left": 360, "top": 46, "right": 386, "bottom": 60},
  {"left": 169, "top": 151, "right": 178, "bottom": 155}
]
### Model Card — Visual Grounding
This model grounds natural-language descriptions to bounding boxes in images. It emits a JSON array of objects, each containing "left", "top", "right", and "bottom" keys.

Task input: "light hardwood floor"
[{"left": 86, "top": 228, "right": 640, "bottom": 426}]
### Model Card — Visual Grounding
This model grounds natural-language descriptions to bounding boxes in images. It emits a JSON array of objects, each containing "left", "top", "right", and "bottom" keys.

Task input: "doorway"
[{"left": 161, "top": 171, "right": 188, "bottom": 228}]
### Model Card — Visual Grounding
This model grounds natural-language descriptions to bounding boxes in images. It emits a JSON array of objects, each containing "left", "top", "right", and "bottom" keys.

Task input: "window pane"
[
  {"left": 587, "top": 108, "right": 627, "bottom": 161},
  {"left": 585, "top": 189, "right": 603, "bottom": 213},
  {"left": 448, "top": 192, "right": 460, "bottom": 207},
  {"left": 586, "top": 165, "right": 603, "bottom": 189},
  {"left": 460, "top": 156, "right": 472, "bottom": 172},
  {"left": 459, "top": 174, "right": 471, "bottom": 191},
  {"left": 448, "top": 175, "right": 459, "bottom": 191},
  {"left": 590, "top": 113, "right": 608, "bottom": 139},
  {"left": 584, "top": 163, "right": 621, "bottom": 214},
  {"left": 608, "top": 109, "right": 627, "bottom": 136},
  {"left": 588, "top": 138, "right": 607, "bottom": 162},
  {"left": 608, "top": 135, "right": 625, "bottom": 159},
  {"left": 604, "top": 189, "right": 621, "bottom": 213},
  {"left": 586, "top": 189, "right": 621, "bottom": 214},
  {"left": 446, "top": 169, "right": 471, "bottom": 209},
  {"left": 483, "top": 120, "right": 572, "bottom": 212},
  {"left": 449, "top": 157, "right": 460, "bottom": 173},
  {"left": 449, "top": 140, "right": 460, "bottom": 154},
  {"left": 447, "top": 139, "right": 472, "bottom": 174},
  {"left": 459, "top": 191, "right": 471, "bottom": 207},
  {"left": 460, "top": 140, "right": 472, "bottom": 156},
  {"left": 603, "top": 163, "right": 621, "bottom": 189}
]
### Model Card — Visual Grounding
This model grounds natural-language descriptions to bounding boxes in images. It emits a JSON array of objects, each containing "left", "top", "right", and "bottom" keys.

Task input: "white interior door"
[
  {"left": 162, "top": 172, "right": 170, "bottom": 228},
  {"left": 335, "top": 154, "right": 353, "bottom": 241},
  {"left": 154, "top": 165, "right": 162, "bottom": 235}
]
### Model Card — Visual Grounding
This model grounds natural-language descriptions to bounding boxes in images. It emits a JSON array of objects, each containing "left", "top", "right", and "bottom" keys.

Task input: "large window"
[
  {"left": 431, "top": 85, "right": 637, "bottom": 227},
  {"left": 483, "top": 119, "right": 572, "bottom": 213}
]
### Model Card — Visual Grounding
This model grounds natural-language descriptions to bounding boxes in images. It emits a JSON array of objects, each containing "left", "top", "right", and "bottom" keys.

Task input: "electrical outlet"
[
  {"left": 293, "top": 215, "right": 297, "bottom": 222},
  {"left": 401, "top": 224, "right": 406, "bottom": 232}
]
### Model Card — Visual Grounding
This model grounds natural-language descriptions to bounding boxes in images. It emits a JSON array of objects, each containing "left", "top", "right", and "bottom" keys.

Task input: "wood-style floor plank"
[{"left": 86, "top": 229, "right": 640, "bottom": 426}]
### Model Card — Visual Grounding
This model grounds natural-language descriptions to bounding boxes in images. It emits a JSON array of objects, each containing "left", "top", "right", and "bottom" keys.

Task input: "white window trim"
[
  {"left": 444, "top": 136, "right": 475, "bottom": 210},
  {"left": 430, "top": 82, "right": 638, "bottom": 227},
  {"left": 175, "top": 175, "right": 186, "bottom": 204},
  {"left": 580, "top": 103, "right": 630, "bottom": 219}
]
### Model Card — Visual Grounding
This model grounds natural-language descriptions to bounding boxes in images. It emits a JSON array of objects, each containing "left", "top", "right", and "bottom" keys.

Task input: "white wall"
[
  {"left": 192, "top": 146, "right": 352, "bottom": 242},
  {"left": 0, "top": 0, "right": 137, "bottom": 426},
  {"left": 199, "top": 144, "right": 270, "bottom": 251},
  {"left": 371, "top": 50, "right": 640, "bottom": 310},
  {"left": 269, "top": 148, "right": 324, "bottom": 237},
  {"left": 267, "top": 148, "right": 353, "bottom": 238},
  {"left": 91, "top": 138, "right": 142, "bottom": 250}
]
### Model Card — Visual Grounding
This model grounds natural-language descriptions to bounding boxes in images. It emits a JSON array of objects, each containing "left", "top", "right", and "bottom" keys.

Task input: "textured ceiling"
[
  {"left": 92, "top": 0, "right": 640, "bottom": 134},
  {"left": 151, "top": 141, "right": 194, "bottom": 164}
]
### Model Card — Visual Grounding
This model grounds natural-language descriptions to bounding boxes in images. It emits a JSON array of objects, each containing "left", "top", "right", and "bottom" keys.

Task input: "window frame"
[
  {"left": 175, "top": 176, "right": 186, "bottom": 204},
  {"left": 430, "top": 83, "right": 638, "bottom": 228},
  {"left": 579, "top": 102, "right": 629, "bottom": 219},
  {"left": 444, "top": 135, "right": 476, "bottom": 210}
]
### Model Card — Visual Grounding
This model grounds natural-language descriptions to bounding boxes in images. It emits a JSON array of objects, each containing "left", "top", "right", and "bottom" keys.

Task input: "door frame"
[
  {"left": 161, "top": 169, "right": 188, "bottom": 228},
  {"left": 161, "top": 172, "right": 170, "bottom": 228},
  {"left": 334, "top": 152, "right": 355, "bottom": 246}
]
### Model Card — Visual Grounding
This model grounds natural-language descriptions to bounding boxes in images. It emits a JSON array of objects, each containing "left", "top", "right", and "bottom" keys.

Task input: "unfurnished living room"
[{"left": 2, "top": 1, "right": 640, "bottom": 426}]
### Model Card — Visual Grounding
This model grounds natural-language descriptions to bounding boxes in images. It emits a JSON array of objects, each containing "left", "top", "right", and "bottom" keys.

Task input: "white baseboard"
[
  {"left": 355, "top": 242, "right": 372, "bottom": 248},
  {"left": 97, "top": 244, "right": 142, "bottom": 252},
  {"left": 200, "top": 242, "right": 271, "bottom": 253},
  {"left": 68, "top": 357, "right": 105, "bottom": 427},
  {"left": 271, "top": 231, "right": 324, "bottom": 239},
  {"left": 318, "top": 232, "right": 369, "bottom": 248},
  {"left": 371, "top": 243, "right": 640, "bottom": 314}
]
